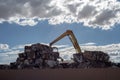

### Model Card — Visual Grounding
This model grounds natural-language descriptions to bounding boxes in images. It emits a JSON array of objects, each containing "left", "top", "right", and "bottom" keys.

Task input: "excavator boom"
[{"left": 50, "top": 30, "right": 81, "bottom": 53}]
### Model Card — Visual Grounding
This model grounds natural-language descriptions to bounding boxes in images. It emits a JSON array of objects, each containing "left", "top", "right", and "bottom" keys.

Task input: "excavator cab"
[{"left": 52, "top": 47, "right": 58, "bottom": 52}]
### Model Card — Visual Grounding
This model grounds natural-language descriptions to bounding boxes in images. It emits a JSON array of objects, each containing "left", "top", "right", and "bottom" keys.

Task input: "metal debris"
[
  {"left": 11, "top": 43, "right": 61, "bottom": 69},
  {"left": 0, "top": 43, "right": 120, "bottom": 69}
]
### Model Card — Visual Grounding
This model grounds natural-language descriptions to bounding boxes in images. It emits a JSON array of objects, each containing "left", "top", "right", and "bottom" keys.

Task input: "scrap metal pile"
[
  {"left": 73, "top": 51, "right": 111, "bottom": 68},
  {"left": 8, "top": 43, "right": 119, "bottom": 69},
  {"left": 0, "top": 43, "right": 120, "bottom": 70},
  {"left": 10, "top": 43, "right": 61, "bottom": 69}
]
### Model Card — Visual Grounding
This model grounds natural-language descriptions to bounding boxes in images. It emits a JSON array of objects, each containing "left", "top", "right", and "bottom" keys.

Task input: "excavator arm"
[{"left": 50, "top": 30, "right": 81, "bottom": 54}]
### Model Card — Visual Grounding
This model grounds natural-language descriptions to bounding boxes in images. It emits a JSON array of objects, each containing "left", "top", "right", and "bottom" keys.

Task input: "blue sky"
[
  {"left": 0, "top": 0, "right": 120, "bottom": 64},
  {"left": 0, "top": 20, "right": 120, "bottom": 47}
]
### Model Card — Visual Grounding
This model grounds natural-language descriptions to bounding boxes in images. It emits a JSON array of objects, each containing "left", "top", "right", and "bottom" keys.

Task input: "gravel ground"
[{"left": 0, "top": 68, "right": 120, "bottom": 80}]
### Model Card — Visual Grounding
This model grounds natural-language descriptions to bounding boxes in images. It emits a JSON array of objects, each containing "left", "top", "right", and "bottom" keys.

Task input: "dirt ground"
[{"left": 0, "top": 68, "right": 120, "bottom": 80}]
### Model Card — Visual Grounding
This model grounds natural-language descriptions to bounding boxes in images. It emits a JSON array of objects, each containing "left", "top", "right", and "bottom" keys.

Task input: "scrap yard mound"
[
  {"left": 0, "top": 43, "right": 120, "bottom": 70},
  {"left": 0, "top": 30, "right": 120, "bottom": 69}
]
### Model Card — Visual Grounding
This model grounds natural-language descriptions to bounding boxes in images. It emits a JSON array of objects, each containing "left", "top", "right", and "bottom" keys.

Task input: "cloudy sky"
[{"left": 0, "top": 0, "right": 120, "bottom": 64}]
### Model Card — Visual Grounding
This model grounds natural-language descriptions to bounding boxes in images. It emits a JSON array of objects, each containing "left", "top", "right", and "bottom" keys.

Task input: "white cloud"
[
  {"left": 0, "top": 43, "right": 31, "bottom": 64},
  {"left": 12, "top": 43, "right": 32, "bottom": 50},
  {"left": 81, "top": 42, "right": 96, "bottom": 46},
  {"left": 52, "top": 45, "right": 69, "bottom": 49},
  {"left": 80, "top": 43, "right": 120, "bottom": 52},
  {"left": 0, "top": 0, "right": 120, "bottom": 29},
  {"left": 8, "top": 17, "right": 38, "bottom": 26},
  {"left": 0, "top": 50, "right": 22, "bottom": 64},
  {"left": 0, "top": 44, "right": 9, "bottom": 50}
]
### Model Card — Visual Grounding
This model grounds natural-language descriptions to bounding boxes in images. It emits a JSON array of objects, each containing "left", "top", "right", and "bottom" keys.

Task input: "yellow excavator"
[
  {"left": 50, "top": 30, "right": 109, "bottom": 66},
  {"left": 50, "top": 30, "right": 81, "bottom": 54},
  {"left": 49, "top": 30, "right": 84, "bottom": 64}
]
